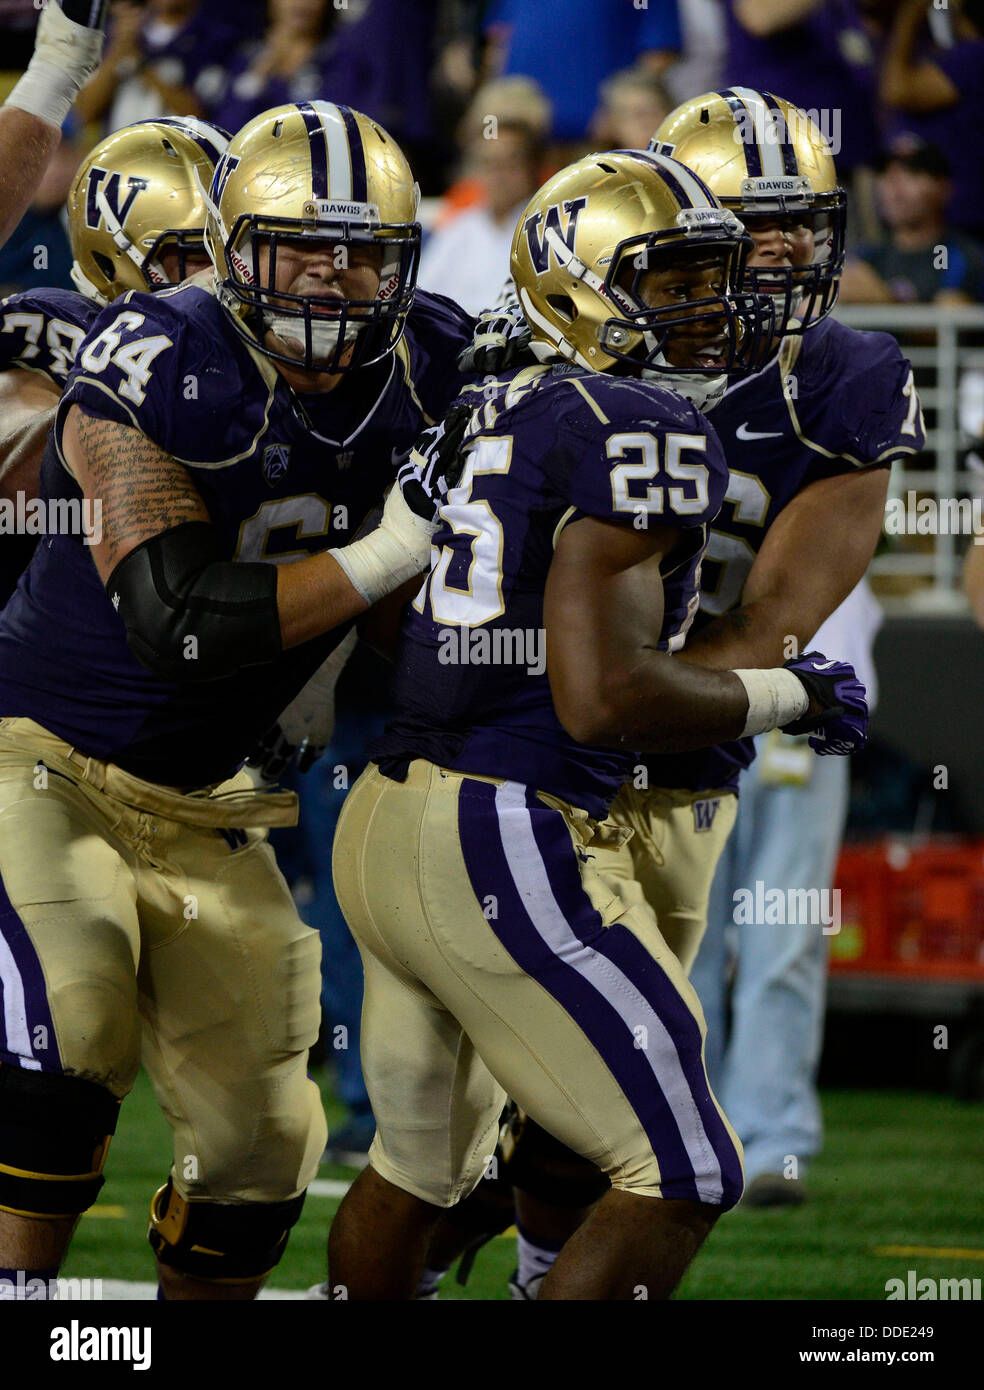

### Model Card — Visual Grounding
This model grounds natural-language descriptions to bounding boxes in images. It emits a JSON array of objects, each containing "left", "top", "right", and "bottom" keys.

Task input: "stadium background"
[{"left": 1, "top": 0, "right": 981, "bottom": 1298}]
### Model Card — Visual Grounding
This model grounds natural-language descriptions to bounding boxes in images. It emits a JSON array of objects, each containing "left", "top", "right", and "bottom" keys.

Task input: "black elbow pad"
[{"left": 106, "top": 521, "right": 282, "bottom": 682}]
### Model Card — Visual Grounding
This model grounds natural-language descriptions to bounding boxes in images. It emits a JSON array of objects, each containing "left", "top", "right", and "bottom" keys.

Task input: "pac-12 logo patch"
[
  {"left": 262, "top": 444, "right": 291, "bottom": 486},
  {"left": 693, "top": 797, "right": 721, "bottom": 833}
]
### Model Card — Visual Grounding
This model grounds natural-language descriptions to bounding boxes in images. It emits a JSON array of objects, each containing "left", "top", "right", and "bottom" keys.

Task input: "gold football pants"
[
  {"left": 598, "top": 782, "right": 739, "bottom": 973},
  {"left": 0, "top": 718, "right": 326, "bottom": 1204},
  {"left": 332, "top": 760, "right": 743, "bottom": 1211}
]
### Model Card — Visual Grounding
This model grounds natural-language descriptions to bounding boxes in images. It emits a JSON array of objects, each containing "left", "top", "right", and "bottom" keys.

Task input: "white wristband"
[
  {"left": 5, "top": 3, "right": 106, "bottom": 129},
  {"left": 329, "top": 484, "right": 434, "bottom": 606},
  {"left": 731, "top": 668, "right": 810, "bottom": 737}
]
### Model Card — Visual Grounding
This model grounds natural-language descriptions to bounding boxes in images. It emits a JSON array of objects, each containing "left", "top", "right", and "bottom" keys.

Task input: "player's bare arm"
[
  {"left": 964, "top": 541, "right": 984, "bottom": 630},
  {"left": 65, "top": 408, "right": 434, "bottom": 670},
  {"left": 0, "top": 2, "right": 106, "bottom": 249},
  {"left": 680, "top": 466, "right": 890, "bottom": 671},
  {"left": 547, "top": 517, "right": 760, "bottom": 752},
  {"left": 0, "top": 372, "right": 59, "bottom": 502},
  {"left": 880, "top": 0, "right": 959, "bottom": 113},
  {"left": 0, "top": 111, "right": 61, "bottom": 251},
  {"left": 733, "top": 0, "right": 822, "bottom": 39}
]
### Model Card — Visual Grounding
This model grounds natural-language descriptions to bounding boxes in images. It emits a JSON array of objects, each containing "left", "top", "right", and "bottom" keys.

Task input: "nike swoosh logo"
[
  {"left": 735, "top": 422, "right": 784, "bottom": 441},
  {"left": 812, "top": 660, "right": 837, "bottom": 670}
]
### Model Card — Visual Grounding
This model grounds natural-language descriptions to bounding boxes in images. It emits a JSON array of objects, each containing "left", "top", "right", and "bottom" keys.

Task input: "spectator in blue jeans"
[{"left": 691, "top": 582, "right": 881, "bottom": 1207}]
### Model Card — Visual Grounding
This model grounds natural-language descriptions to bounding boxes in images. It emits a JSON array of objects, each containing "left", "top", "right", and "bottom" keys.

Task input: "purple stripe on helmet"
[
  {"left": 296, "top": 101, "right": 329, "bottom": 200},
  {"left": 335, "top": 105, "right": 368, "bottom": 205}
]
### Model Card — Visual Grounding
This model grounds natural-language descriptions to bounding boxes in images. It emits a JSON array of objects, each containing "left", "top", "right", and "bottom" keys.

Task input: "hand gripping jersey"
[
  {"left": 649, "top": 316, "right": 925, "bottom": 793},
  {"left": 0, "top": 281, "right": 472, "bottom": 788},
  {"left": 371, "top": 364, "right": 729, "bottom": 818},
  {"left": 0, "top": 288, "right": 101, "bottom": 387}
]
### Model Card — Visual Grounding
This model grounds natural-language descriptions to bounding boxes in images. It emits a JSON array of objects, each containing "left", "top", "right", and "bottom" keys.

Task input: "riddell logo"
[
  {"left": 377, "top": 272, "right": 401, "bottom": 303},
  {"left": 230, "top": 246, "right": 255, "bottom": 284}
]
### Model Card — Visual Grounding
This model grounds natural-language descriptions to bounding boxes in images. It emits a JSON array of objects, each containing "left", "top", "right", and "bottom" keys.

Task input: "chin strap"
[
  {"left": 69, "top": 261, "right": 108, "bottom": 305},
  {"left": 640, "top": 355, "right": 729, "bottom": 413}
]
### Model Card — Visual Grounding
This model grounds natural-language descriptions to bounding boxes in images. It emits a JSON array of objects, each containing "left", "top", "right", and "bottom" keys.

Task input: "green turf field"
[{"left": 63, "top": 1069, "right": 984, "bottom": 1300}]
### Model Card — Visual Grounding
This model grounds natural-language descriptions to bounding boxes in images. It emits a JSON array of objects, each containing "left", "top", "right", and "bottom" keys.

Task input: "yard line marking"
[
  {"left": 95, "top": 1280, "right": 309, "bottom": 1300},
  {"left": 307, "top": 1178, "right": 353, "bottom": 1199},
  {"left": 82, "top": 1205, "right": 127, "bottom": 1219},
  {"left": 875, "top": 1245, "right": 984, "bottom": 1260}
]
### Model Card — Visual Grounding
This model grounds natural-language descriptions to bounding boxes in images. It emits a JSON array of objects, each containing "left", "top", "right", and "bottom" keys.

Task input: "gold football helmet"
[
  {"left": 510, "top": 148, "right": 776, "bottom": 407},
  {"left": 67, "top": 117, "right": 230, "bottom": 304},
  {"left": 205, "top": 101, "right": 421, "bottom": 373},
  {"left": 651, "top": 89, "right": 847, "bottom": 331}
]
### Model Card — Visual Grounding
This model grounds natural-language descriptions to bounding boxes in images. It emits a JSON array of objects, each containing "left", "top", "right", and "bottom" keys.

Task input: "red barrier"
[{"left": 831, "top": 840, "right": 984, "bottom": 980}]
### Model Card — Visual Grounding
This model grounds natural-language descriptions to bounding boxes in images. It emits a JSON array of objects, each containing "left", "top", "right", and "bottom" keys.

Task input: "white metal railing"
[{"left": 834, "top": 304, "right": 984, "bottom": 615}]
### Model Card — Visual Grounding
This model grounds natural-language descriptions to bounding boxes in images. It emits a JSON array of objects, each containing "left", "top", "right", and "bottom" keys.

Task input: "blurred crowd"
[{"left": 2, "top": 0, "right": 984, "bottom": 309}]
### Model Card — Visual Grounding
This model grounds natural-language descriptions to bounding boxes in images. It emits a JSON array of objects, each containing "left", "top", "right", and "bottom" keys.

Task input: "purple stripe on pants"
[
  {"left": 455, "top": 777, "right": 707, "bottom": 1203},
  {"left": 0, "top": 869, "right": 60, "bottom": 1070}
]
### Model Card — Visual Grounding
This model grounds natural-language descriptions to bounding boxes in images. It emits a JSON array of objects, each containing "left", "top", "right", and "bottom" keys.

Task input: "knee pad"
[
  {"left": 0, "top": 1063, "right": 119, "bottom": 1217},
  {"left": 503, "top": 1110, "right": 611, "bottom": 1208},
  {"left": 148, "top": 1179, "right": 306, "bottom": 1283}
]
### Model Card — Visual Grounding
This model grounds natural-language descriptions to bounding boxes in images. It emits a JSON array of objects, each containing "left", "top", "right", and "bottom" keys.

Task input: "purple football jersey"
[
  {"left": 649, "top": 316, "right": 924, "bottom": 793},
  {"left": 0, "top": 283, "right": 472, "bottom": 788},
  {"left": 0, "top": 288, "right": 99, "bottom": 387},
  {"left": 0, "top": 288, "right": 102, "bottom": 605},
  {"left": 372, "top": 365, "right": 729, "bottom": 818}
]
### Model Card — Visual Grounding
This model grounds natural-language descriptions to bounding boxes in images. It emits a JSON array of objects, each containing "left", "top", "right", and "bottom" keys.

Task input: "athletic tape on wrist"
[
  {"left": 731, "top": 668, "right": 810, "bottom": 738},
  {"left": 5, "top": 2, "right": 105, "bottom": 128}
]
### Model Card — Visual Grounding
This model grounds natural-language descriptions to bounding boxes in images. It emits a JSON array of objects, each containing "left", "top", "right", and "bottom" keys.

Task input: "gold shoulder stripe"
[
  {"left": 395, "top": 337, "right": 432, "bottom": 425},
  {"left": 567, "top": 376, "right": 610, "bottom": 424},
  {"left": 781, "top": 370, "right": 920, "bottom": 468},
  {"left": 552, "top": 504, "right": 578, "bottom": 548}
]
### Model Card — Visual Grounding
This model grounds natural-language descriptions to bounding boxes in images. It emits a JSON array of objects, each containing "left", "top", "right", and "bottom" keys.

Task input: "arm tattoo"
[{"left": 74, "top": 411, "right": 209, "bottom": 577}]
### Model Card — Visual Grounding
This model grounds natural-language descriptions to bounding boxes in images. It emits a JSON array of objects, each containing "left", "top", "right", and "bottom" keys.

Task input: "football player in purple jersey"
[
  {"left": 0, "top": 102, "right": 474, "bottom": 1300},
  {"left": 1, "top": 116, "right": 230, "bottom": 602},
  {"left": 420, "top": 91, "right": 924, "bottom": 1298},
  {"left": 323, "top": 148, "right": 867, "bottom": 1301}
]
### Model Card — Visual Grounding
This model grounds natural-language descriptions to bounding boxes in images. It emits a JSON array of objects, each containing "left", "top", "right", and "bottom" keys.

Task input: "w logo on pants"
[{"left": 693, "top": 798, "right": 721, "bottom": 833}]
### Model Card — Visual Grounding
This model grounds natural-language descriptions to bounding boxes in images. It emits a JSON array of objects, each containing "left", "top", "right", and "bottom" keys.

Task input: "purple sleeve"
[{"left": 813, "top": 332, "right": 924, "bottom": 474}]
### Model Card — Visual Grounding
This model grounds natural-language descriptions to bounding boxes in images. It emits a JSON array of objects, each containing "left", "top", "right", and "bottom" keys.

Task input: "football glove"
[
  {"left": 397, "top": 403, "right": 475, "bottom": 519},
  {"left": 457, "top": 301, "right": 533, "bottom": 376},
  {"left": 245, "top": 633, "right": 356, "bottom": 780},
  {"left": 781, "top": 651, "right": 869, "bottom": 755}
]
